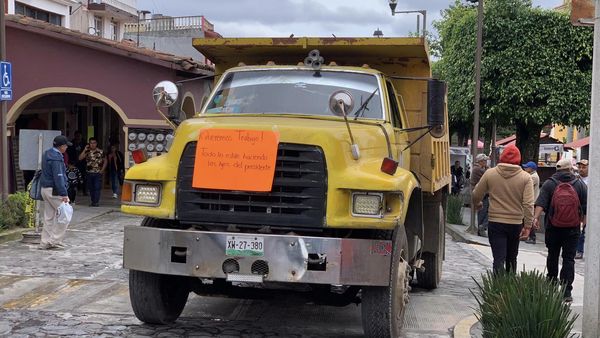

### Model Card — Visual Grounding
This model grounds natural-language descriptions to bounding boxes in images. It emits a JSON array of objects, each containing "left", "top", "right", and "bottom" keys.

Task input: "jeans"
[
  {"left": 109, "top": 170, "right": 121, "bottom": 195},
  {"left": 67, "top": 185, "right": 77, "bottom": 203},
  {"left": 488, "top": 221, "right": 522, "bottom": 274},
  {"left": 86, "top": 173, "right": 102, "bottom": 204},
  {"left": 478, "top": 195, "right": 489, "bottom": 233},
  {"left": 577, "top": 226, "right": 585, "bottom": 253},
  {"left": 545, "top": 226, "right": 580, "bottom": 297}
]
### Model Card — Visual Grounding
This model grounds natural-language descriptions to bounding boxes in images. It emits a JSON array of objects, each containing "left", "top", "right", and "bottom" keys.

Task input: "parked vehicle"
[{"left": 121, "top": 37, "right": 451, "bottom": 337}]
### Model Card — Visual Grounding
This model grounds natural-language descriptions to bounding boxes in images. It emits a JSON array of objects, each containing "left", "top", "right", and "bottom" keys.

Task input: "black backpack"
[{"left": 28, "top": 170, "right": 43, "bottom": 201}]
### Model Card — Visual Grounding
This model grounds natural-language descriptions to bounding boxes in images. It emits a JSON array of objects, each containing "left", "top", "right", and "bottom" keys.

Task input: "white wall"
[{"left": 11, "top": 0, "right": 74, "bottom": 27}]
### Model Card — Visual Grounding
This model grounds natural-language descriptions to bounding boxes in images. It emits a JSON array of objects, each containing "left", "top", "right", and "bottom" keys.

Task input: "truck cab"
[{"left": 121, "top": 37, "right": 450, "bottom": 338}]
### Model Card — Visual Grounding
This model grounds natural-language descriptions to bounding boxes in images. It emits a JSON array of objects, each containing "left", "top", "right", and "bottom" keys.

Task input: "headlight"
[
  {"left": 352, "top": 192, "right": 383, "bottom": 217},
  {"left": 134, "top": 184, "right": 161, "bottom": 205}
]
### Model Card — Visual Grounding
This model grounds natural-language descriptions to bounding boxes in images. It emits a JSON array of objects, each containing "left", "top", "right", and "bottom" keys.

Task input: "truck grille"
[{"left": 176, "top": 142, "right": 327, "bottom": 229}]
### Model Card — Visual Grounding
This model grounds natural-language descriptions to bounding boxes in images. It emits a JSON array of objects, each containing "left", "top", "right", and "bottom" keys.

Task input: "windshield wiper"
[{"left": 353, "top": 88, "right": 379, "bottom": 120}]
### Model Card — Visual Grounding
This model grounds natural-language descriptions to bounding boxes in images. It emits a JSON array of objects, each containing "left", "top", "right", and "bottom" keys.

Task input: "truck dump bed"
[{"left": 193, "top": 37, "right": 450, "bottom": 193}]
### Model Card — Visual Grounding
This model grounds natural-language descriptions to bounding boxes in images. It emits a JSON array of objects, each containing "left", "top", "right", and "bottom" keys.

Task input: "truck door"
[{"left": 386, "top": 81, "right": 410, "bottom": 169}]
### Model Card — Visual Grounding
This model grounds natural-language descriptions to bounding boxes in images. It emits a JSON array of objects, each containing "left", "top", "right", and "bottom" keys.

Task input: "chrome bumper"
[{"left": 123, "top": 225, "right": 392, "bottom": 286}]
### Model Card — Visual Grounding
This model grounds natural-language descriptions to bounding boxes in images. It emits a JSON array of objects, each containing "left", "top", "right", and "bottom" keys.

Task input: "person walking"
[
  {"left": 451, "top": 160, "right": 464, "bottom": 195},
  {"left": 67, "top": 131, "right": 87, "bottom": 195},
  {"left": 472, "top": 145, "right": 534, "bottom": 274},
  {"left": 39, "top": 135, "right": 72, "bottom": 250},
  {"left": 532, "top": 158, "right": 587, "bottom": 302},
  {"left": 470, "top": 153, "right": 490, "bottom": 237},
  {"left": 106, "top": 144, "right": 124, "bottom": 199},
  {"left": 78, "top": 137, "right": 106, "bottom": 207},
  {"left": 522, "top": 161, "right": 540, "bottom": 244},
  {"left": 575, "top": 159, "right": 589, "bottom": 259}
]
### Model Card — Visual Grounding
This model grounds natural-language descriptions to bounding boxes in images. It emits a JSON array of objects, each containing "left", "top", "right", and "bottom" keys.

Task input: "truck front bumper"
[{"left": 123, "top": 225, "right": 392, "bottom": 286}]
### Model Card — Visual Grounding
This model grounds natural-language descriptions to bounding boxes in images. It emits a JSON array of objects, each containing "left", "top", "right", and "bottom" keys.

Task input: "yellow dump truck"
[{"left": 121, "top": 37, "right": 450, "bottom": 337}]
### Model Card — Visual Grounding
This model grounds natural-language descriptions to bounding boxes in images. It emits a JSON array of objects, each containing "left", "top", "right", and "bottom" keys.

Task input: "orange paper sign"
[{"left": 192, "top": 129, "right": 279, "bottom": 192}]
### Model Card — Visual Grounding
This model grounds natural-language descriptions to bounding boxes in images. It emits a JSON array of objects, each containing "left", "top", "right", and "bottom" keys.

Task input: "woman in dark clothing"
[{"left": 106, "top": 144, "right": 125, "bottom": 199}]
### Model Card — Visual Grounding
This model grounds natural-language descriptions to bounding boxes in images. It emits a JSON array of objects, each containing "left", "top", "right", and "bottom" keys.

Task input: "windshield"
[{"left": 204, "top": 69, "right": 383, "bottom": 119}]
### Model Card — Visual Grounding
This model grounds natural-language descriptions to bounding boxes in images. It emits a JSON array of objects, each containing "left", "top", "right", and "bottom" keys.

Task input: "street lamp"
[
  {"left": 388, "top": 0, "right": 427, "bottom": 37},
  {"left": 466, "top": 0, "right": 484, "bottom": 235}
]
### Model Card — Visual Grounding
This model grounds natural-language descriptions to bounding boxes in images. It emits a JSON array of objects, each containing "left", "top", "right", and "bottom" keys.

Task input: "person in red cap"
[{"left": 472, "top": 145, "right": 535, "bottom": 273}]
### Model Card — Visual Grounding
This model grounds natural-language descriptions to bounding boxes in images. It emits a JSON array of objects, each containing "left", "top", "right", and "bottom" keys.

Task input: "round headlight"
[
  {"left": 147, "top": 133, "right": 155, "bottom": 142},
  {"left": 138, "top": 133, "right": 147, "bottom": 141},
  {"left": 128, "top": 133, "right": 137, "bottom": 141},
  {"left": 156, "top": 133, "right": 165, "bottom": 142},
  {"left": 155, "top": 143, "right": 164, "bottom": 152},
  {"left": 128, "top": 143, "right": 136, "bottom": 151},
  {"left": 146, "top": 143, "right": 155, "bottom": 152},
  {"left": 138, "top": 143, "right": 146, "bottom": 149}
]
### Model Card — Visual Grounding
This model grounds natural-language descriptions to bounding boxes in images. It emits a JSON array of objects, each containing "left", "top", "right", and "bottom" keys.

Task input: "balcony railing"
[
  {"left": 88, "top": 0, "right": 137, "bottom": 17},
  {"left": 124, "top": 16, "right": 208, "bottom": 33}
]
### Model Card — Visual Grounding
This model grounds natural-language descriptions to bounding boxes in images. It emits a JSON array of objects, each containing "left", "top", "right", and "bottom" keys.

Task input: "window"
[
  {"left": 94, "top": 16, "right": 103, "bottom": 37},
  {"left": 386, "top": 81, "right": 403, "bottom": 128},
  {"left": 15, "top": 2, "right": 63, "bottom": 26},
  {"left": 109, "top": 21, "right": 118, "bottom": 41}
]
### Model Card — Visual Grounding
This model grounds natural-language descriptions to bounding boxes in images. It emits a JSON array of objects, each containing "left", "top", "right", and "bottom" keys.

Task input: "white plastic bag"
[{"left": 56, "top": 202, "right": 73, "bottom": 226}]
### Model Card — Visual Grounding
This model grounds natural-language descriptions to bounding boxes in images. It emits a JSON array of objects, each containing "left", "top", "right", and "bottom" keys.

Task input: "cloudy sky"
[{"left": 137, "top": 0, "right": 562, "bottom": 38}]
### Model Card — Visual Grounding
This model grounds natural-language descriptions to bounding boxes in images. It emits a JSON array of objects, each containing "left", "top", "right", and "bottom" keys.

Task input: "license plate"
[{"left": 226, "top": 236, "right": 264, "bottom": 257}]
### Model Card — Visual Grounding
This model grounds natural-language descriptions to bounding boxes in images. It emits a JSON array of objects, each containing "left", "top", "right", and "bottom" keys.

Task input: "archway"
[{"left": 181, "top": 92, "right": 196, "bottom": 119}]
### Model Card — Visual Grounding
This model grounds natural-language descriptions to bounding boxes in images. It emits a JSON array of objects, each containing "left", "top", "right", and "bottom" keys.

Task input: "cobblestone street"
[{"left": 0, "top": 211, "right": 492, "bottom": 337}]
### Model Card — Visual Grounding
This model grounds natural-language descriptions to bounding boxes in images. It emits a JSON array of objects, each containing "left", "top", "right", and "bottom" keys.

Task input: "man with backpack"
[{"left": 532, "top": 158, "right": 587, "bottom": 303}]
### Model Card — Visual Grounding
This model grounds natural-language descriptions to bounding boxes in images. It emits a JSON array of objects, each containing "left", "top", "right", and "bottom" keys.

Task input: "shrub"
[
  {"left": 0, "top": 192, "right": 32, "bottom": 230},
  {"left": 473, "top": 270, "right": 577, "bottom": 338},
  {"left": 446, "top": 195, "right": 463, "bottom": 224}
]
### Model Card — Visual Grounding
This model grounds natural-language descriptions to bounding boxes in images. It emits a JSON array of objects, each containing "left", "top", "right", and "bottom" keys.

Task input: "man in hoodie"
[
  {"left": 472, "top": 145, "right": 534, "bottom": 273},
  {"left": 533, "top": 158, "right": 587, "bottom": 302},
  {"left": 39, "top": 135, "right": 72, "bottom": 250},
  {"left": 470, "top": 153, "right": 490, "bottom": 237}
]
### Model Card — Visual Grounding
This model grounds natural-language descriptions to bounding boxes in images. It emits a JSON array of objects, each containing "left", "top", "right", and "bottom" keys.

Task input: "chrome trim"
[{"left": 123, "top": 226, "right": 392, "bottom": 286}]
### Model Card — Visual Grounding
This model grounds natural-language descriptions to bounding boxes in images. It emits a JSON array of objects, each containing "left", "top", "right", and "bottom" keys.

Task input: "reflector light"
[
  {"left": 380, "top": 157, "right": 398, "bottom": 175},
  {"left": 121, "top": 182, "right": 132, "bottom": 202},
  {"left": 132, "top": 148, "right": 148, "bottom": 164}
]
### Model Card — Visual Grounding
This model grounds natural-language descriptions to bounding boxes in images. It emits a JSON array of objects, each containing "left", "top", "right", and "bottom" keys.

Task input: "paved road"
[{"left": 0, "top": 212, "right": 490, "bottom": 337}]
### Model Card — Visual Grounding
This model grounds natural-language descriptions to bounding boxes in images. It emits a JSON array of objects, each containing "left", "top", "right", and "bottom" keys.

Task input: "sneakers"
[
  {"left": 525, "top": 239, "right": 536, "bottom": 245},
  {"left": 564, "top": 295, "right": 574, "bottom": 303},
  {"left": 575, "top": 252, "right": 584, "bottom": 259},
  {"left": 112, "top": 193, "right": 118, "bottom": 199},
  {"left": 37, "top": 243, "right": 65, "bottom": 250}
]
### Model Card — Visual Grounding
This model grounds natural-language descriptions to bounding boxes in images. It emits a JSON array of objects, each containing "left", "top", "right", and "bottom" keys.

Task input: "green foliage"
[
  {"left": 473, "top": 270, "right": 577, "bottom": 338},
  {"left": 434, "top": 0, "right": 593, "bottom": 130},
  {"left": 446, "top": 195, "right": 463, "bottom": 224},
  {"left": 0, "top": 192, "right": 31, "bottom": 230}
]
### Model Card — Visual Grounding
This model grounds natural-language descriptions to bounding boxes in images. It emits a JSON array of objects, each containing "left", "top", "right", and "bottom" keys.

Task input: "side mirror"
[
  {"left": 152, "top": 81, "right": 179, "bottom": 108},
  {"left": 328, "top": 90, "right": 354, "bottom": 116},
  {"left": 427, "top": 79, "right": 446, "bottom": 138}
]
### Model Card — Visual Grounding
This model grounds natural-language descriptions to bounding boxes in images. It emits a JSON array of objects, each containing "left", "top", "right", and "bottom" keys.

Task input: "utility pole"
[
  {"left": 0, "top": 0, "right": 8, "bottom": 200},
  {"left": 584, "top": 1, "right": 600, "bottom": 335},
  {"left": 468, "top": 0, "right": 484, "bottom": 235}
]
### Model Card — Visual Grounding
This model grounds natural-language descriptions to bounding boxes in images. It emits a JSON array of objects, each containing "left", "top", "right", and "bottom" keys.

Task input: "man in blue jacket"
[{"left": 39, "top": 135, "right": 72, "bottom": 250}]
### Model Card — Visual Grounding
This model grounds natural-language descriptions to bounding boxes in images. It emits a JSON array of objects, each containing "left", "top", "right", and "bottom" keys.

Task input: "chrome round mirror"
[
  {"left": 152, "top": 81, "right": 179, "bottom": 108},
  {"left": 328, "top": 90, "right": 354, "bottom": 116}
]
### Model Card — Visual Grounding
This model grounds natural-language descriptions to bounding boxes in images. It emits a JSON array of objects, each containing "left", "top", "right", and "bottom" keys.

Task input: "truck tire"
[
  {"left": 129, "top": 270, "right": 190, "bottom": 324},
  {"left": 130, "top": 217, "right": 189, "bottom": 324},
  {"left": 417, "top": 205, "right": 444, "bottom": 289},
  {"left": 361, "top": 228, "right": 409, "bottom": 338}
]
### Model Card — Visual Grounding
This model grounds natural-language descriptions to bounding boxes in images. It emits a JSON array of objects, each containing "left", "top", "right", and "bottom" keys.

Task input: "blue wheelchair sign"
[{"left": 1, "top": 61, "right": 12, "bottom": 101}]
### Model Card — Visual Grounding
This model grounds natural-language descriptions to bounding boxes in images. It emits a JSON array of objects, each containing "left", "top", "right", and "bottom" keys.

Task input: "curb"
[
  {"left": 446, "top": 223, "right": 490, "bottom": 246},
  {"left": 0, "top": 227, "right": 34, "bottom": 244},
  {"left": 453, "top": 314, "right": 478, "bottom": 338}
]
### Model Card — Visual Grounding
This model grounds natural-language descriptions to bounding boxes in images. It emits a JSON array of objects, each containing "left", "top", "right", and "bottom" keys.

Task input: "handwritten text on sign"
[{"left": 192, "top": 129, "right": 279, "bottom": 192}]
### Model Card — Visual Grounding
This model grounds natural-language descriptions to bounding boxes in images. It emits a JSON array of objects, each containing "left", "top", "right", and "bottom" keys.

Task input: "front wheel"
[
  {"left": 361, "top": 227, "right": 410, "bottom": 338},
  {"left": 129, "top": 270, "right": 190, "bottom": 324}
]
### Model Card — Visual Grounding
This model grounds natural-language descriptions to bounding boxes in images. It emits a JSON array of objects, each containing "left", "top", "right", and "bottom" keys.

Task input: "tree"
[{"left": 433, "top": 0, "right": 593, "bottom": 162}]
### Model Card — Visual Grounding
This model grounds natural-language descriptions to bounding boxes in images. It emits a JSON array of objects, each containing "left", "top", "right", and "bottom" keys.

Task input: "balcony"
[
  {"left": 87, "top": 0, "right": 137, "bottom": 21},
  {"left": 124, "top": 16, "right": 213, "bottom": 34}
]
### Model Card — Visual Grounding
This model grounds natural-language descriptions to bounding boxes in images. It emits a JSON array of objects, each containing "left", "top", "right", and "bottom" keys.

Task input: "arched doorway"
[{"left": 8, "top": 88, "right": 127, "bottom": 191}]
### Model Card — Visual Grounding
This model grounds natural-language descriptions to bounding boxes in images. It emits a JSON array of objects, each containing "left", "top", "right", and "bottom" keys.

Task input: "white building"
[{"left": 7, "top": 0, "right": 138, "bottom": 41}]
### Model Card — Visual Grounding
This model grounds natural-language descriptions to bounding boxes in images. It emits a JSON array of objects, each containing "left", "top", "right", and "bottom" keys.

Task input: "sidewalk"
[
  {"left": 8, "top": 189, "right": 122, "bottom": 241},
  {"left": 447, "top": 206, "right": 584, "bottom": 338}
]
